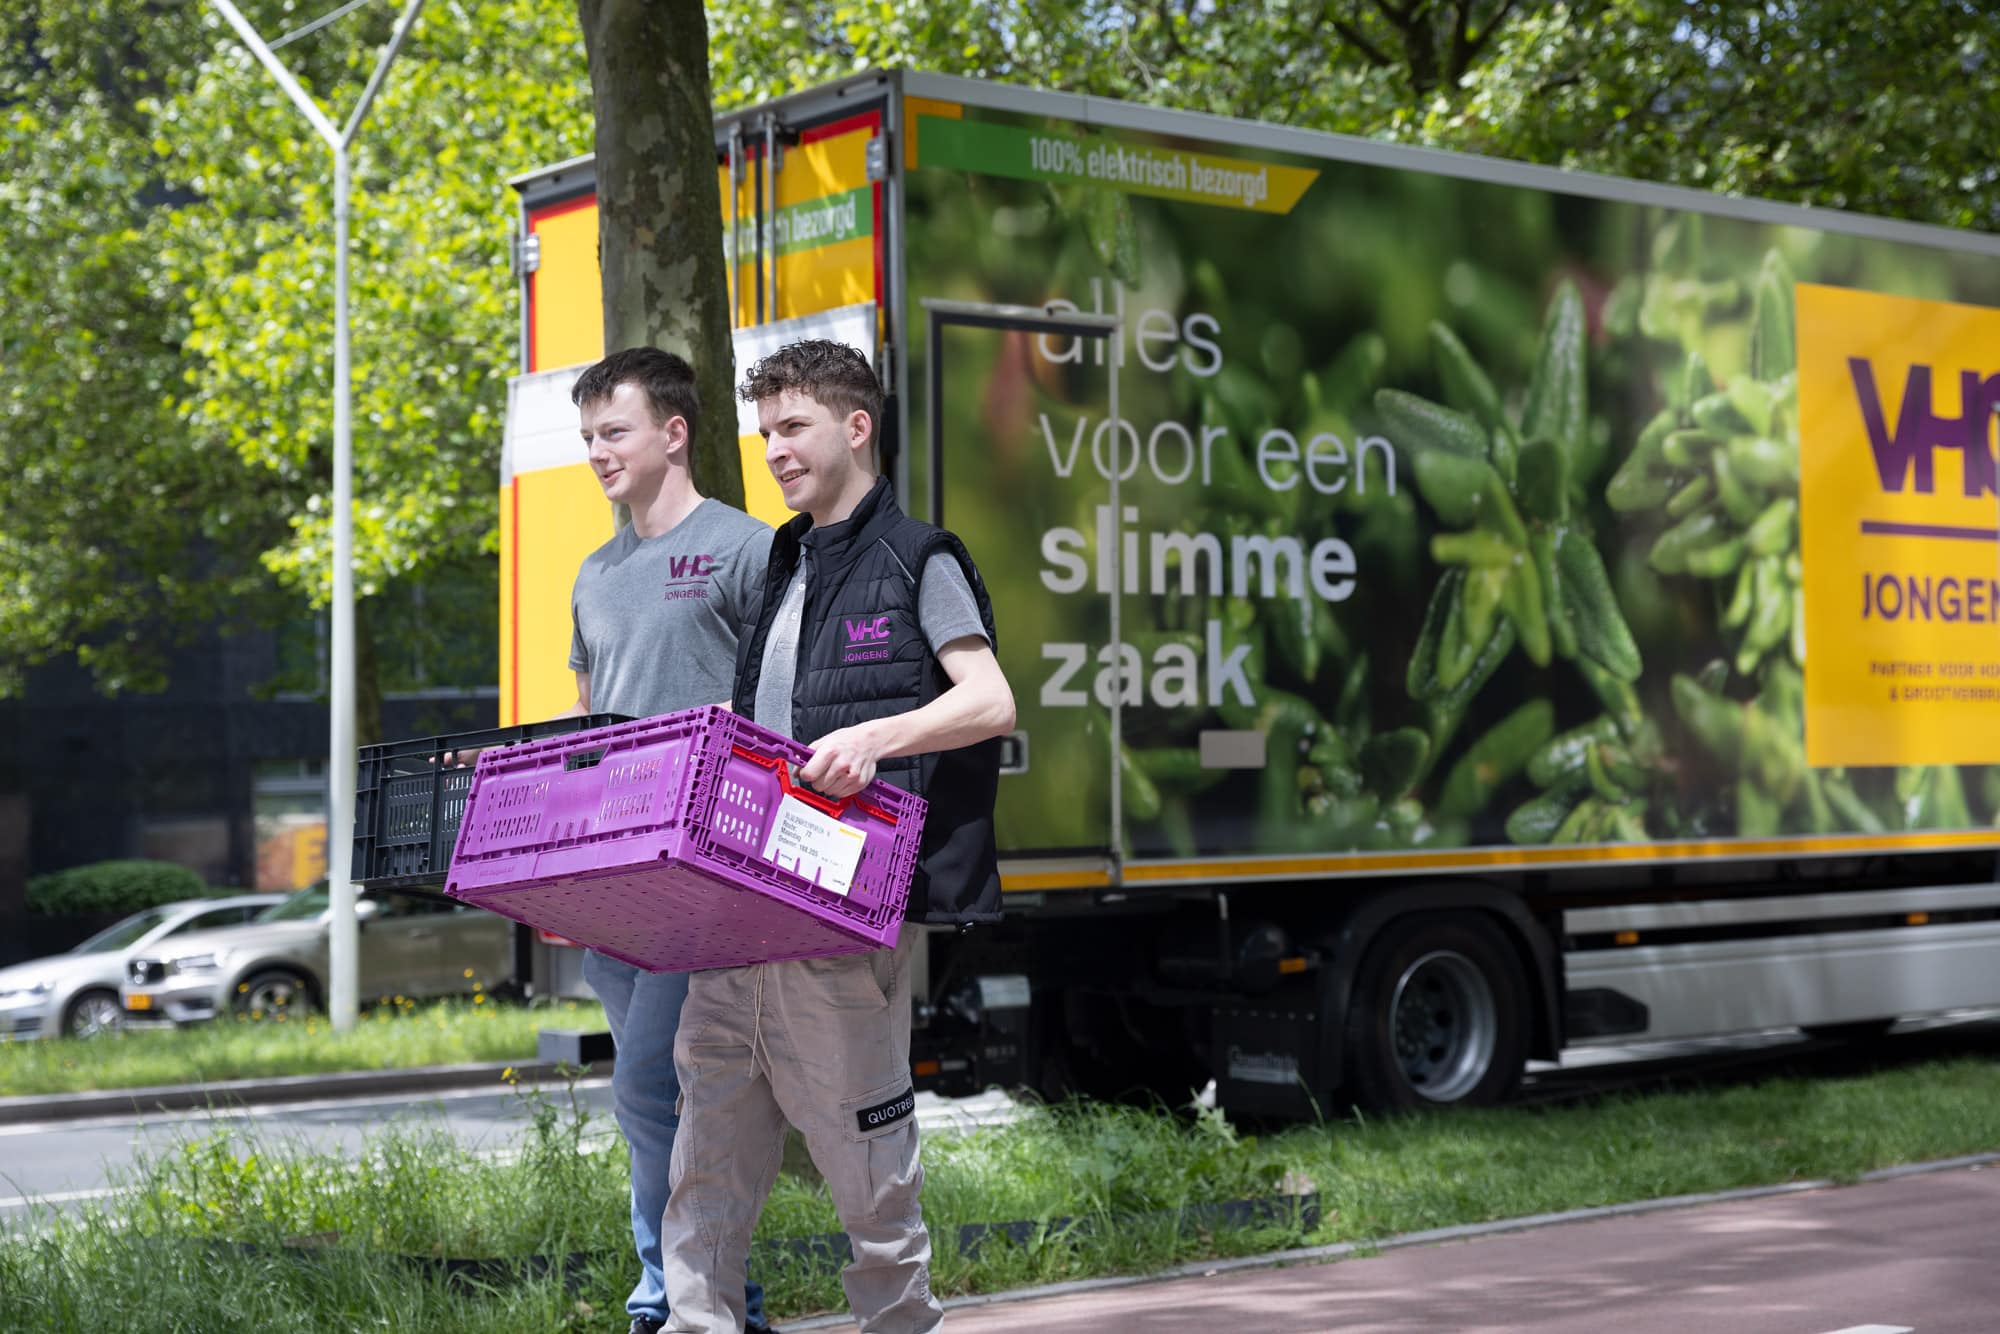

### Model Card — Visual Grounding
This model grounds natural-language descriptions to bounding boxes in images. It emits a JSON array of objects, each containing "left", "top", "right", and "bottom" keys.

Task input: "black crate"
[{"left": 352, "top": 715, "right": 631, "bottom": 889}]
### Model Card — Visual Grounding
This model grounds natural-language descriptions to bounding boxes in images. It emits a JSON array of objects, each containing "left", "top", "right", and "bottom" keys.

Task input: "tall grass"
[
  {"left": 5, "top": 1056, "right": 2000, "bottom": 1330},
  {"left": 0, "top": 998, "right": 609, "bottom": 1097}
]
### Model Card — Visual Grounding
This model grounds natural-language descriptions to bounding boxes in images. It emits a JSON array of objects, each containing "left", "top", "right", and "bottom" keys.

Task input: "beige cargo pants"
[{"left": 658, "top": 928, "right": 942, "bottom": 1333}]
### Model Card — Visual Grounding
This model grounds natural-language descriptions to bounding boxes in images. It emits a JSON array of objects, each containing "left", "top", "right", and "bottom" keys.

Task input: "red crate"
[{"left": 445, "top": 708, "right": 924, "bottom": 971}]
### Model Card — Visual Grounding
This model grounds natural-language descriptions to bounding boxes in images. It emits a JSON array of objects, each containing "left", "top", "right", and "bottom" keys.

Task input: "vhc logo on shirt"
[
  {"left": 841, "top": 613, "right": 895, "bottom": 664},
  {"left": 663, "top": 554, "right": 716, "bottom": 602}
]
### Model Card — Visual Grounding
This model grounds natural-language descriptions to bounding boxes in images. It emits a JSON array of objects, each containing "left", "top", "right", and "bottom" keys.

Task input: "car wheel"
[
  {"left": 62, "top": 989, "right": 125, "bottom": 1039},
  {"left": 234, "top": 969, "right": 317, "bottom": 1019}
]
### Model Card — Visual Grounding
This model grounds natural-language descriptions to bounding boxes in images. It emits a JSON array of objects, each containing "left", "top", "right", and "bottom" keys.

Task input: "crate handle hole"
[{"left": 565, "top": 749, "right": 607, "bottom": 772}]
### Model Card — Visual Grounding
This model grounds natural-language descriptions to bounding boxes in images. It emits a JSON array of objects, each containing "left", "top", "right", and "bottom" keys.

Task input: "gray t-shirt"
[
  {"left": 568, "top": 498, "right": 772, "bottom": 718},
  {"left": 755, "top": 533, "right": 988, "bottom": 743}
]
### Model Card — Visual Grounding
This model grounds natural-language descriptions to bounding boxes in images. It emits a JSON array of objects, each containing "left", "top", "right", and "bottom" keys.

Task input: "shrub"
[{"left": 25, "top": 860, "right": 211, "bottom": 915}]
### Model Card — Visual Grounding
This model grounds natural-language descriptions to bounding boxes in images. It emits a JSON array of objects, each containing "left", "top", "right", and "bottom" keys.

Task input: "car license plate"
[{"left": 126, "top": 994, "right": 153, "bottom": 1011}]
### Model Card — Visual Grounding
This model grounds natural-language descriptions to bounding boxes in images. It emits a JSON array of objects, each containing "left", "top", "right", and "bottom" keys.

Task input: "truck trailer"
[{"left": 500, "top": 69, "right": 2000, "bottom": 1117}]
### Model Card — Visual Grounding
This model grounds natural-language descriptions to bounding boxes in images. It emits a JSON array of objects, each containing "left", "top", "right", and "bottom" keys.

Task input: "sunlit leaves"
[
  {"left": 1, "top": 1, "right": 592, "bottom": 696},
  {"left": 704, "top": 1, "right": 1997, "bottom": 230}
]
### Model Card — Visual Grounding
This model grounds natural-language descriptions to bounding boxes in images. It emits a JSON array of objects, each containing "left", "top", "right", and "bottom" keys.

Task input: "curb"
[
  {"left": 0, "top": 1059, "right": 608, "bottom": 1126},
  {"left": 780, "top": 1150, "right": 2000, "bottom": 1330}
]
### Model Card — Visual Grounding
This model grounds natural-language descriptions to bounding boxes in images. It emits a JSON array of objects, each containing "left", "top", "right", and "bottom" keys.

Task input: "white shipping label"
[{"left": 759, "top": 794, "right": 867, "bottom": 896}]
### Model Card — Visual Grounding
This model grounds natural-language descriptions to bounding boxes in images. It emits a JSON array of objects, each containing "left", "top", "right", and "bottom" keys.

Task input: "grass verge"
[
  {"left": 4, "top": 1055, "right": 1999, "bottom": 1328},
  {"left": 0, "top": 997, "right": 609, "bottom": 1096}
]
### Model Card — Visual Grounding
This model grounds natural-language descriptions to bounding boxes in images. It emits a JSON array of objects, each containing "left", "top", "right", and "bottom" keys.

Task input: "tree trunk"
[{"left": 577, "top": 0, "right": 743, "bottom": 509}]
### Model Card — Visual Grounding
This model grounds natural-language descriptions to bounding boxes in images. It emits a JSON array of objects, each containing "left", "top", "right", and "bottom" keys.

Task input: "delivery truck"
[{"left": 499, "top": 69, "right": 2000, "bottom": 1118}]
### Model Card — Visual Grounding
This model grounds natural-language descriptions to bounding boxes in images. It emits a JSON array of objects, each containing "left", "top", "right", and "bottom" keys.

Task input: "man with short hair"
[
  {"left": 657, "top": 340, "right": 1016, "bottom": 1334},
  {"left": 562, "top": 346, "right": 778, "bottom": 1334}
]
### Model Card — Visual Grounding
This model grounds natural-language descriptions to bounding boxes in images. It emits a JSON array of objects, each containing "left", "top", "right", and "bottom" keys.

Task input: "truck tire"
[{"left": 1342, "top": 911, "right": 1527, "bottom": 1112}]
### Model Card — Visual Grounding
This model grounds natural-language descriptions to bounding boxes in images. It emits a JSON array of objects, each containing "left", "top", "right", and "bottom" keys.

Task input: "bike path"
[{"left": 799, "top": 1160, "right": 2000, "bottom": 1333}]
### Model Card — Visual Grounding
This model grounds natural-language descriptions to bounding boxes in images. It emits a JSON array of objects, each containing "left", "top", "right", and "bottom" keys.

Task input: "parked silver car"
[
  {"left": 0, "top": 895, "right": 286, "bottom": 1040},
  {"left": 120, "top": 887, "right": 513, "bottom": 1022}
]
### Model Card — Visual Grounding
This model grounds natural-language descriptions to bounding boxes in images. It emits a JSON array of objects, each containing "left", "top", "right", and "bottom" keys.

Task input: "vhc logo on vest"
[
  {"left": 841, "top": 614, "right": 894, "bottom": 664},
  {"left": 663, "top": 553, "right": 716, "bottom": 602}
]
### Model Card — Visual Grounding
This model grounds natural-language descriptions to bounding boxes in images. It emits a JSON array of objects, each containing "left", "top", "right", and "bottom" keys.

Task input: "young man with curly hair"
[{"left": 658, "top": 340, "right": 1016, "bottom": 1333}]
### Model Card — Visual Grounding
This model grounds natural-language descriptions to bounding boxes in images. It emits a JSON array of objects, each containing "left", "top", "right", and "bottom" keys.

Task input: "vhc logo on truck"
[{"left": 1850, "top": 359, "right": 1999, "bottom": 497}]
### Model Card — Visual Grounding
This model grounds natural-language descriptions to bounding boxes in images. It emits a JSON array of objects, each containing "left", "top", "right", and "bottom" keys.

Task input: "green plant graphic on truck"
[{"left": 904, "top": 101, "right": 2000, "bottom": 863}]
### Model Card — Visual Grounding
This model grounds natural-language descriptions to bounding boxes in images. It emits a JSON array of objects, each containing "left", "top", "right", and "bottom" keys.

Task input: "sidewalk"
[{"left": 795, "top": 1157, "right": 2000, "bottom": 1333}]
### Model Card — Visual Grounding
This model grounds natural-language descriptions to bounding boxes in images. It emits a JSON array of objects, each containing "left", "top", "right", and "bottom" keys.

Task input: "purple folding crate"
[{"left": 444, "top": 707, "right": 925, "bottom": 972}]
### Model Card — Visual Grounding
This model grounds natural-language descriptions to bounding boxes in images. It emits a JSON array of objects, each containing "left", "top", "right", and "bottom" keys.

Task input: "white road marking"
[
  {"left": 0, "top": 1083, "right": 1021, "bottom": 1139},
  {"left": 0, "top": 1089, "right": 1025, "bottom": 1218},
  {"left": 1819, "top": 1325, "right": 1914, "bottom": 1333},
  {"left": 0, "top": 1185, "right": 120, "bottom": 1210}
]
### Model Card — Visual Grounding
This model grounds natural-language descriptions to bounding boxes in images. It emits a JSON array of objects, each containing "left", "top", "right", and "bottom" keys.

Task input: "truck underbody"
[{"left": 912, "top": 848, "right": 2000, "bottom": 1118}]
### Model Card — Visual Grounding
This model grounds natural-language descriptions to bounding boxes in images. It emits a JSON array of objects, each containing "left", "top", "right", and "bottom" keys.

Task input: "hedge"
[{"left": 25, "top": 860, "right": 213, "bottom": 916}]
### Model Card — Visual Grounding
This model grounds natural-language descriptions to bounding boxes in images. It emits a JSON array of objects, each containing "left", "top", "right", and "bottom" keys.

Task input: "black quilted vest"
[{"left": 733, "top": 477, "right": 1002, "bottom": 926}]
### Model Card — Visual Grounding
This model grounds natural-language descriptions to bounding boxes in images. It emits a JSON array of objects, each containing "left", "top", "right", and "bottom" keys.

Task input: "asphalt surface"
[
  {"left": 6, "top": 1015, "right": 2000, "bottom": 1223},
  {"left": 3, "top": 1024, "right": 1984, "bottom": 1208},
  {"left": 0, "top": 1024, "right": 1826, "bottom": 1221},
  {"left": 6, "top": 1015, "right": 1997, "bottom": 1226},
  {"left": 794, "top": 1162, "right": 2000, "bottom": 1333},
  {"left": 0, "top": 1080, "right": 1020, "bottom": 1223}
]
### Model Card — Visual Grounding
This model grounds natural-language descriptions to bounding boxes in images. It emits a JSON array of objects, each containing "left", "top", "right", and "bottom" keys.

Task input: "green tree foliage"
[
  {"left": 0, "top": 4, "right": 245, "bottom": 695},
  {"left": 706, "top": 1, "right": 1998, "bottom": 230},
  {"left": 1450, "top": 3, "right": 1999, "bottom": 230},
  {"left": 1, "top": 0, "right": 593, "bottom": 708}
]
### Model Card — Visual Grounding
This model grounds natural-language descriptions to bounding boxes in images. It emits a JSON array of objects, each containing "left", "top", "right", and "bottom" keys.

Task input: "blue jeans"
[{"left": 583, "top": 951, "right": 766, "bottom": 1328}]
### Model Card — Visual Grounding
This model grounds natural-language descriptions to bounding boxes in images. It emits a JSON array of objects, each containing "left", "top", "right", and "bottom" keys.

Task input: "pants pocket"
[
  {"left": 844, "top": 1080, "right": 916, "bottom": 1140},
  {"left": 834, "top": 1078, "right": 920, "bottom": 1226},
  {"left": 793, "top": 952, "right": 891, "bottom": 1010}
]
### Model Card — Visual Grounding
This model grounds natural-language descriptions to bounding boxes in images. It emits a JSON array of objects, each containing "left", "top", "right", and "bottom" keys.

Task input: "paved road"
[
  {"left": 805, "top": 1165, "right": 2000, "bottom": 1333},
  {"left": 3, "top": 1014, "right": 1994, "bottom": 1224},
  {"left": 0, "top": 1081, "right": 1018, "bottom": 1222}
]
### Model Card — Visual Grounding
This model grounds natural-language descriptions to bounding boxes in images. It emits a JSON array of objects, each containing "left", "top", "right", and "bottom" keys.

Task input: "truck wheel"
[
  {"left": 1343, "top": 912, "right": 1527, "bottom": 1113},
  {"left": 62, "top": 989, "right": 124, "bottom": 1039},
  {"left": 235, "top": 969, "right": 317, "bottom": 1019}
]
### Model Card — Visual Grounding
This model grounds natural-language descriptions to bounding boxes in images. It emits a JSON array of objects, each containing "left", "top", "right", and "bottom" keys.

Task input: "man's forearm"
[
  {"left": 863, "top": 677, "right": 1015, "bottom": 760},
  {"left": 798, "top": 643, "right": 1016, "bottom": 798}
]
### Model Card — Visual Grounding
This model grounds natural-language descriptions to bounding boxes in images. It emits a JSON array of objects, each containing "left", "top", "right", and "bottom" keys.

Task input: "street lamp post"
[{"left": 205, "top": 0, "right": 427, "bottom": 1031}]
